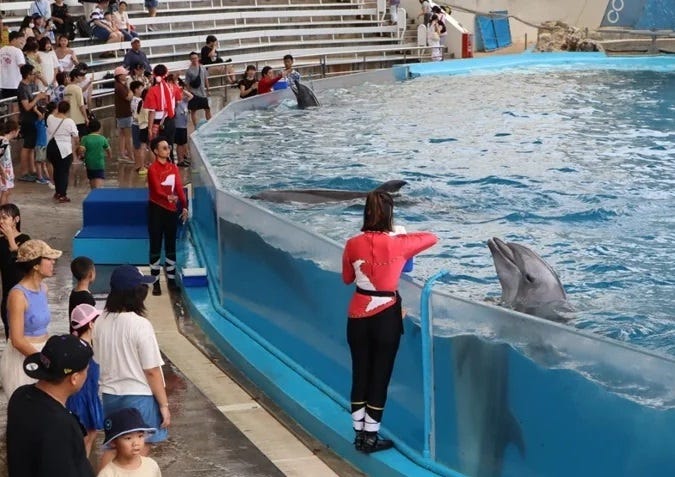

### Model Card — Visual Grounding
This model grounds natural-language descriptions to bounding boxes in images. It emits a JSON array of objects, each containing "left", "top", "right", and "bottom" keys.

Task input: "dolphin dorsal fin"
[{"left": 373, "top": 180, "right": 408, "bottom": 194}]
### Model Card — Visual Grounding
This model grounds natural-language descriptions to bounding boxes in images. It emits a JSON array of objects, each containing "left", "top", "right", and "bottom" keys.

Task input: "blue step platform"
[
  {"left": 72, "top": 188, "right": 188, "bottom": 265},
  {"left": 73, "top": 188, "right": 150, "bottom": 265}
]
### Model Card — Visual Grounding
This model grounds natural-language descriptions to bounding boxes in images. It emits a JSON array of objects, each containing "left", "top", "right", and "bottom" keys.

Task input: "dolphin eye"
[{"left": 525, "top": 274, "right": 534, "bottom": 283}]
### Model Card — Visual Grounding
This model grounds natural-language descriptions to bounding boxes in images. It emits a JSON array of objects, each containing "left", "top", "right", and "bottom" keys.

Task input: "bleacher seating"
[{"left": 0, "top": 0, "right": 429, "bottom": 108}]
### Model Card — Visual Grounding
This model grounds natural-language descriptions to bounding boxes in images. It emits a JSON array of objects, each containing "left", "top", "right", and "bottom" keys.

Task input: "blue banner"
[{"left": 601, "top": 0, "right": 675, "bottom": 30}]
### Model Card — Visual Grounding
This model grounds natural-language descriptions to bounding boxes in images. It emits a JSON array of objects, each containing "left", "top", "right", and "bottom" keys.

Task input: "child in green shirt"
[{"left": 78, "top": 119, "right": 111, "bottom": 189}]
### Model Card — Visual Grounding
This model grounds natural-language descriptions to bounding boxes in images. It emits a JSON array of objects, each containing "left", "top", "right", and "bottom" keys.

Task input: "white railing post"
[{"left": 397, "top": 7, "right": 407, "bottom": 41}]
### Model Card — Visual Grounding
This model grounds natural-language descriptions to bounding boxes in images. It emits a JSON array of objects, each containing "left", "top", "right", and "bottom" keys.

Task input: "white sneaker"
[
  {"left": 118, "top": 156, "right": 134, "bottom": 164},
  {"left": 47, "top": 181, "right": 55, "bottom": 190}
]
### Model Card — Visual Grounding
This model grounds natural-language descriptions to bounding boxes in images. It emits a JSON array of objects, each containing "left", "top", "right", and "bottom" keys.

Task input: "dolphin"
[
  {"left": 453, "top": 335, "right": 526, "bottom": 477},
  {"left": 251, "top": 179, "right": 408, "bottom": 204},
  {"left": 487, "top": 237, "right": 574, "bottom": 322},
  {"left": 290, "top": 79, "right": 320, "bottom": 109}
]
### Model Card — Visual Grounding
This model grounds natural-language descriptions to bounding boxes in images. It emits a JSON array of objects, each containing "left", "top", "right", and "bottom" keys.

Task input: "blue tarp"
[
  {"left": 475, "top": 11, "right": 512, "bottom": 52},
  {"left": 600, "top": 0, "right": 675, "bottom": 30}
]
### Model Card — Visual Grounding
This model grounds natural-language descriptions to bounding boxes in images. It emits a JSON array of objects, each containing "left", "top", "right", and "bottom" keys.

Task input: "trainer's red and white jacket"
[
  {"left": 148, "top": 159, "right": 187, "bottom": 212},
  {"left": 342, "top": 231, "right": 438, "bottom": 318}
]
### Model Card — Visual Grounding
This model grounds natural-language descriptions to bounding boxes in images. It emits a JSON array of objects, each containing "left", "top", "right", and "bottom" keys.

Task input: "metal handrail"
[{"left": 419, "top": 269, "right": 449, "bottom": 460}]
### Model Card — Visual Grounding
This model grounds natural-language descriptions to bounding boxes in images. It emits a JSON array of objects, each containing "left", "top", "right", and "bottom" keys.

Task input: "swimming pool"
[
  {"left": 196, "top": 53, "right": 675, "bottom": 356},
  {"left": 187, "top": 55, "right": 675, "bottom": 477}
]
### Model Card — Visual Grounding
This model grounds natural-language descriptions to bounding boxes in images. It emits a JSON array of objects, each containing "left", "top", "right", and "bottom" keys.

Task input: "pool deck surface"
[
  {"left": 0, "top": 159, "right": 358, "bottom": 476},
  {"left": 0, "top": 45, "right": 534, "bottom": 474}
]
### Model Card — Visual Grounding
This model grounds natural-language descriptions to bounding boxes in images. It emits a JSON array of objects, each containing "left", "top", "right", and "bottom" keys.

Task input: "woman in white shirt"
[
  {"left": 54, "top": 34, "right": 79, "bottom": 73},
  {"left": 113, "top": 1, "right": 139, "bottom": 41},
  {"left": 428, "top": 14, "right": 443, "bottom": 61},
  {"left": 93, "top": 265, "right": 169, "bottom": 470},
  {"left": 37, "top": 37, "right": 59, "bottom": 88},
  {"left": 46, "top": 101, "right": 79, "bottom": 202}
]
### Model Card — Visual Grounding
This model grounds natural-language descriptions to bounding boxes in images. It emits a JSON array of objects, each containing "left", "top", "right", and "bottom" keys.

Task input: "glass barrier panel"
[
  {"left": 213, "top": 189, "right": 426, "bottom": 453},
  {"left": 429, "top": 290, "right": 675, "bottom": 477}
]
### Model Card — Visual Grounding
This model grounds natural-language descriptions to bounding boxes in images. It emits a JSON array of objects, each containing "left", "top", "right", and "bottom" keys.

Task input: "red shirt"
[
  {"left": 257, "top": 74, "right": 282, "bottom": 94},
  {"left": 143, "top": 80, "right": 182, "bottom": 119},
  {"left": 147, "top": 159, "right": 187, "bottom": 212},
  {"left": 342, "top": 231, "right": 438, "bottom": 318}
]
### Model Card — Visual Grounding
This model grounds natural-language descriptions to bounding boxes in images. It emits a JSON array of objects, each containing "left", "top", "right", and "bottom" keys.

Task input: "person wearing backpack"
[{"left": 184, "top": 51, "right": 210, "bottom": 127}]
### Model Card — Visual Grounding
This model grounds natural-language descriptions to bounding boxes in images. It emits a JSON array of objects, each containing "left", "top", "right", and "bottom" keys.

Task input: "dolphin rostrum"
[
  {"left": 251, "top": 179, "right": 408, "bottom": 204},
  {"left": 487, "top": 237, "right": 573, "bottom": 322},
  {"left": 290, "top": 79, "right": 320, "bottom": 109}
]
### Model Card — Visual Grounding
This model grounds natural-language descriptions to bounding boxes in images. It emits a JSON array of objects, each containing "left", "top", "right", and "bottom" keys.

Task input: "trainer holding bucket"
[{"left": 342, "top": 191, "right": 437, "bottom": 453}]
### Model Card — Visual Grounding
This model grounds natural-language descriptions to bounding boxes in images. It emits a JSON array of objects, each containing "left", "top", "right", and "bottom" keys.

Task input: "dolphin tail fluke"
[{"left": 373, "top": 180, "right": 408, "bottom": 194}]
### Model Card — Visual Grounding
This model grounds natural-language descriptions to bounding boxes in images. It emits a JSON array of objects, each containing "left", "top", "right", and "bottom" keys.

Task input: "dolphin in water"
[
  {"left": 251, "top": 179, "right": 408, "bottom": 204},
  {"left": 453, "top": 335, "right": 526, "bottom": 477},
  {"left": 487, "top": 237, "right": 573, "bottom": 322},
  {"left": 290, "top": 79, "right": 320, "bottom": 109}
]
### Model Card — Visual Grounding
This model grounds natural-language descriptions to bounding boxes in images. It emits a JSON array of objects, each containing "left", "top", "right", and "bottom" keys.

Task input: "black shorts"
[
  {"left": 20, "top": 121, "right": 37, "bottom": 149},
  {"left": 1, "top": 89, "right": 18, "bottom": 100},
  {"left": 86, "top": 168, "right": 105, "bottom": 180},
  {"left": 174, "top": 128, "right": 188, "bottom": 146},
  {"left": 76, "top": 123, "right": 89, "bottom": 138},
  {"left": 139, "top": 127, "right": 148, "bottom": 144},
  {"left": 187, "top": 95, "right": 209, "bottom": 111}
]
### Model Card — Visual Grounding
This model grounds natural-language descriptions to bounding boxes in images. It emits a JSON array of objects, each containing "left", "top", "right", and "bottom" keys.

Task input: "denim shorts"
[
  {"left": 116, "top": 116, "right": 133, "bottom": 129},
  {"left": 144, "top": 0, "right": 159, "bottom": 9},
  {"left": 102, "top": 393, "right": 168, "bottom": 446},
  {"left": 91, "top": 25, "right": 111, "bottom": 41}
]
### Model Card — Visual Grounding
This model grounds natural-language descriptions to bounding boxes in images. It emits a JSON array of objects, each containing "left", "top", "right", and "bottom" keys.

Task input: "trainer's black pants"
[
  {"left": 347, "top": 295, "right": 403, "bottom": 433},
  {"left": 148, "top": 202, "right": 177, "bottom": 281}
]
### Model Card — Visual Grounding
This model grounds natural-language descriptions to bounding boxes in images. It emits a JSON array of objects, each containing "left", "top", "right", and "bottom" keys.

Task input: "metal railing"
[{"left": 0, "top": 44, "right": 439, "bottom": 122}]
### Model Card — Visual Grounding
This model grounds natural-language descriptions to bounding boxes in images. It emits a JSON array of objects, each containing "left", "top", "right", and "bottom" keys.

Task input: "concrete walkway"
[{"left": 0, "top": 156, "right": 351, "bottom": 476}]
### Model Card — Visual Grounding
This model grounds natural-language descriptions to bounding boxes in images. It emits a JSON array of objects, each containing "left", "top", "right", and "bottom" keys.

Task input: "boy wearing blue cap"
[{"left": 99, "top": 407, "right": 162, "bottom": 476}]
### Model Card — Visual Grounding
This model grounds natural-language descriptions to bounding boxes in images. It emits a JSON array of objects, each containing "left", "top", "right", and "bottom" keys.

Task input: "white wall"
[{"left": 401, "top": 0, "right": 608, "bottom": 46}]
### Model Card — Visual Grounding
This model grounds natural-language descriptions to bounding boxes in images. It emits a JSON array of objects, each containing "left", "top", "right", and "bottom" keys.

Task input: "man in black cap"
[{"left": 6, "top": 334, "right": 95, "bottom": 477}]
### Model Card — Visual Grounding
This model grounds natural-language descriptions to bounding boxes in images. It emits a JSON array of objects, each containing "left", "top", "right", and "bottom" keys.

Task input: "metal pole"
[
  {"left": 419, "top": 270, "right": 449, "bottom": 460},
  {"left": 524, "top": 33, "right": 528, "bottom": 50}
]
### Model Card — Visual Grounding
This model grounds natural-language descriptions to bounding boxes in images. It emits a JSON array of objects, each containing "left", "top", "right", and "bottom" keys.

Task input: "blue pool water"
[{"left": 197, "top": 64, "right": 675, "bottom": 356}]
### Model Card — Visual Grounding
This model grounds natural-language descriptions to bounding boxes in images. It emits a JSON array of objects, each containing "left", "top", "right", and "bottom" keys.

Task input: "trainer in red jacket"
[
  {"left": 147, "top": 136, "right": 189, "bottom": 296},
  {"left": 341, "top": 190, "right": 437, "bottom": 454}
]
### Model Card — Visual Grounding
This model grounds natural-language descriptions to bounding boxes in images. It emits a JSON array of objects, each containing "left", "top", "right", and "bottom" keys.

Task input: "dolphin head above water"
[
  {"left": 487, "top": 237, "right": 573, "bottom": 322},
  {"left": 290, "top": 79, "right": 320, "bottom": 109}
]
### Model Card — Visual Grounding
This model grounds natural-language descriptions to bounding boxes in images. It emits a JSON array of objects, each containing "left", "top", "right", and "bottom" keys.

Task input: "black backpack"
[{"left": 77, "top": 16, "right": 93, "bottom": 38}]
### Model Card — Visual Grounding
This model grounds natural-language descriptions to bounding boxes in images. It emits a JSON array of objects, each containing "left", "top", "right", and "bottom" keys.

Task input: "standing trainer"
[
  {"left": 147, "top": 137, "right": 188, "bottom": 296},
  {"left": 342, "top": 191, "right": 437, "bottom": 453}
]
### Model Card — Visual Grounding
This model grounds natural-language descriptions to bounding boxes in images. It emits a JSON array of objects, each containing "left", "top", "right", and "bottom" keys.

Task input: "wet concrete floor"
[{"left": 0, "top": 148, "right": 358, "bottom": 476}]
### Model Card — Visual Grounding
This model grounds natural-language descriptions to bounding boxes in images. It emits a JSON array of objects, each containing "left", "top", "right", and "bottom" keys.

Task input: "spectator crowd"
[{"left": 0, "top": 211, "right": 169, "bottom": 476}]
